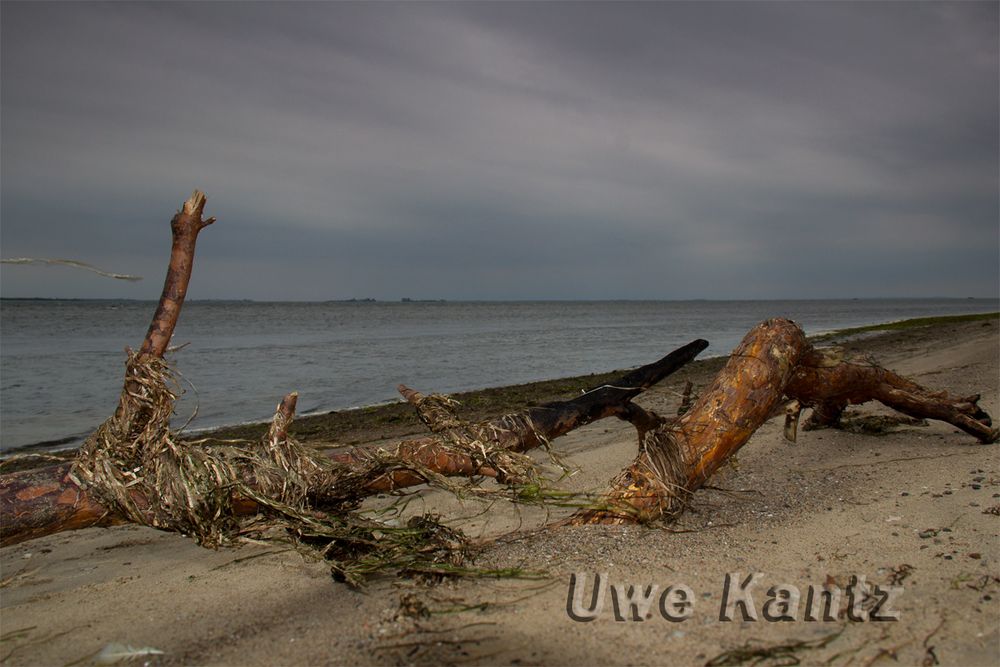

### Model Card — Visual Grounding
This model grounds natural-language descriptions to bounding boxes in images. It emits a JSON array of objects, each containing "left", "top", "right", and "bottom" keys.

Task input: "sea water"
[{"left": 1, "top": 298, "right": 996, "bottom": 452}]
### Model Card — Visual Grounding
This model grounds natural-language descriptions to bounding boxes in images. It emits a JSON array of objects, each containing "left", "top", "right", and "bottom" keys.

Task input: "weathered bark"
[
  {"left": 3, "top": 191, "right": 214, "bottom": 546},
  {"left": 785, "top": 347, "right": 996, "bottom": 443},
  {"left": 570, "top": 318, "right": 807, "bottom": 524},
  {"left": 514, "top": 339, "right": 707, "bottom": 445},
  {"left": 393, "top": 338, "right": 708, "bottom": 452},
  {"left": 0, "top": 462, "right": 126, "bottom": 544},
  {"left": 351, "top": 341, "right": 707, "bottom": 493},
  {"left": 570, "top": 319, "right": 998, "bottom": 525},
  {"left": 3, "top": 315, "right": 995, "bottom": 542},
  {"left": 140, "top": 191, "right": 215, "bottom": 357}
]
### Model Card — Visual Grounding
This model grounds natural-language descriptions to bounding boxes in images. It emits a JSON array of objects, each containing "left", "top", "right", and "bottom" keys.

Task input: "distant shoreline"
[{"left": 2, "top": 296, "right": 998, "bottom": 303}]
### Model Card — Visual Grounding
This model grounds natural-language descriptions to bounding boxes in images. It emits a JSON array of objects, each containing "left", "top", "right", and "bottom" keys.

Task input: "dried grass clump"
[
  {"left": 635, "top": 429, "right": 691, "bottom": 521},
  {"left": 409, "top": 392, "right": 560, "bottom": 485},
  {"left": 67, "top": 352, "right": 554, "bottom": 585}
]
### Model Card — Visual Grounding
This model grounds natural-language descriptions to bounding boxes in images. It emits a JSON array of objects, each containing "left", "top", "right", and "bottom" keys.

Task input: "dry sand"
[{"left": 2, "top": 317, "right": 998, "bottom": 666}]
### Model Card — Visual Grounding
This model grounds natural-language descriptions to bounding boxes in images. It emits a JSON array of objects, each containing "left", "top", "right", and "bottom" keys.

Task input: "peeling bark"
[
  {"left": 570, "top": 318, "right": 807, "bottom": 525},
  {"left": 0, "top": 462, "right": 125, "bottom": 544},
  {"left": 786, "top": 347, "right": 996, "bottom": 443},
  {"left": 570, "top": 320, "right": 998, "bottom": 525}
]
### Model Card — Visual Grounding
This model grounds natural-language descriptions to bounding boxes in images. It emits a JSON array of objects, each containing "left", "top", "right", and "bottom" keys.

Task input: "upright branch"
[
  {"left": 0, "top": 208, "right": 708, "bottom": 546},
  {"left": 2, "top": 191, "right": 217, "bottom": 547},
  {"left": 140, "top": 190, "right": 215, "bottom": 357}
]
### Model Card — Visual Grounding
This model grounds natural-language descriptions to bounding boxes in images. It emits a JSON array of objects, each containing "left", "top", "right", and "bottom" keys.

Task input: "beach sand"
[{"left": 2, "top": 317, "right": 998, "bottom": 666}]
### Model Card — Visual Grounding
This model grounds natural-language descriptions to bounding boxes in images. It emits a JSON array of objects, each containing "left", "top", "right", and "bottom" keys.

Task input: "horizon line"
[{"left": 2, "top": 296, "right": 999, "bottom": 303}]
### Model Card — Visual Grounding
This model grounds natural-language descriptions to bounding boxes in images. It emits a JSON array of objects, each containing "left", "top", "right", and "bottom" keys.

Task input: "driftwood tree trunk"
[
  {"left": 1, "top": 190, "right": 996, "bottom": 550},
  {"left": 0, "top": 340, "right": 707, "bottom": 546},
  {"left": 570, "top": 318, "right": 808, "bottom": 524},
  {"left": 570, "top": 319, "right": 998, "bottom": 525},
  {"left": 786, "top": 347, "right": 996, "bottom": 442}
]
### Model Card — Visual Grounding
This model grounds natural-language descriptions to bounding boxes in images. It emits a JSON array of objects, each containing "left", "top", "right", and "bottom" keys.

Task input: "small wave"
[{"left": 3, "top": 431, "right": 92, "bottom": 454}]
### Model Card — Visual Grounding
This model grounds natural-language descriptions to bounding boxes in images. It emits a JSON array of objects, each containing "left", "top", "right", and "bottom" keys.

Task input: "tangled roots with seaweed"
[{"left": 67, "top": 353, "right": 544, "bottom": 584}]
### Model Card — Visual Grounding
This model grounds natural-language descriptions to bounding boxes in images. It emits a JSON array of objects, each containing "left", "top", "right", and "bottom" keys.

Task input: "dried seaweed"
[
  {"left": 837, "top": 412, "right": 929, "bottom": 436},
  {"left": 408, "top": 391, "right": 563, "bottom": 484},
  {"left": 66, "top": 351, "right": 575, "bottom": 585},
  {"left": 705, "top": 627, "right": 845, "bottom": 666}
]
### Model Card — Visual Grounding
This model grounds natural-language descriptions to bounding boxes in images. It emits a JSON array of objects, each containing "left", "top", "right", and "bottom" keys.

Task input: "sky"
[{"left": 1, "top": 1, "right": 997, "bottom": 301}]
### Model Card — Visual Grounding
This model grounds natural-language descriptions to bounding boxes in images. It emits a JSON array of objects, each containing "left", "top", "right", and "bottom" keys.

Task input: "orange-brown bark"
[
  {"left": 140, "top": 191, "right": 215, "bottom": 357},
  {"left": 785, "top": 348, "right": 997, "bottom": 443},
  {"left": 1, "top": 462, "right": 131, "bottom": 544},
  {"left": 1, "top": 337, "right": 706, "bottom": 546},
  {"left": 571, "top": 318, "right": 807, "bottom": 524},
  {"left": 571, "top": 319, "right": 997, "bottom": 525}
]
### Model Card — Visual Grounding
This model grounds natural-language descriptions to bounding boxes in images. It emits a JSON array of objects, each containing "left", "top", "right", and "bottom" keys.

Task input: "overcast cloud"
[{"left": 1, "top": 1, "right": 997, "bottom": 300}]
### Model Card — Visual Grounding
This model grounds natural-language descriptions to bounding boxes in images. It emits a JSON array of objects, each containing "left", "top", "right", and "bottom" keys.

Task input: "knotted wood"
[
  {"left": 571, "top": 318, "right": 806, "bottom": 524},
  {"left": 571, "top": 319, "right": 997, "bottom": 525},
  {"left": 785, "top": 347, "right": 996, "bottom": 443}
]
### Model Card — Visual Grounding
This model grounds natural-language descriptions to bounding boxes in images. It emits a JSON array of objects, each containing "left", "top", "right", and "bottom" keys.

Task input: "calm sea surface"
[{"left": 1, "top": 298, "right": 996, "bottom": 452}]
